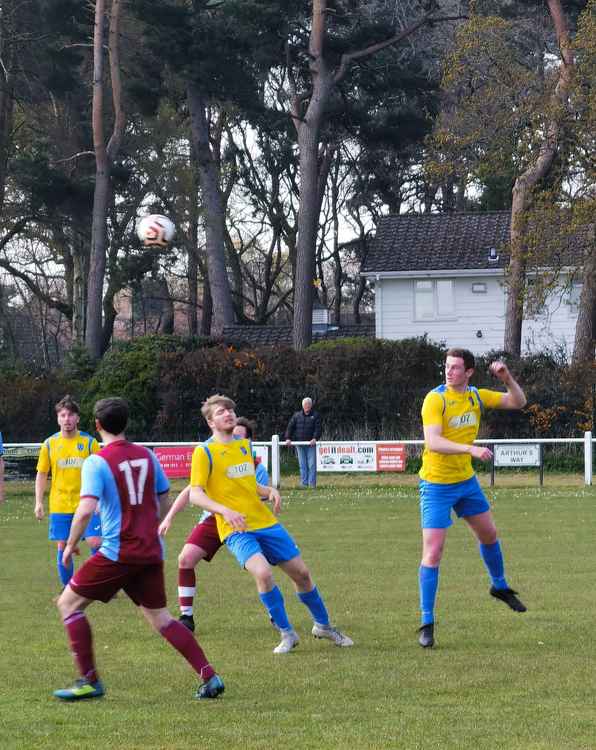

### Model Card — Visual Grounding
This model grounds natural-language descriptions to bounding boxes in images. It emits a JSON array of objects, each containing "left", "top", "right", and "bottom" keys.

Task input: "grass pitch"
[{"left": 1, "top": 476, "right": 595, "bottom": 750}]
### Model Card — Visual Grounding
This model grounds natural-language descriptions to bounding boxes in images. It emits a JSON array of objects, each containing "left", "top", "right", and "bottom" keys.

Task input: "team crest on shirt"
[
  {"left": 78, "top": 442, "right": 84, "bottom": 452},
  {"left": 226, "top": 461, "right": 255, "bottom": 479},
  {"left": 448, "top": 412, "right": 477, "bottom": 429},
  {"left": 240, "top": 446, "right": 248, "bottom": 455}
]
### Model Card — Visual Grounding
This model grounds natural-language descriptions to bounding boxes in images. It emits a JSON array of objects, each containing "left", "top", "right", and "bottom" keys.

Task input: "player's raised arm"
[{"left": 489, "top": 361, "right": 527, "bottom": 409}]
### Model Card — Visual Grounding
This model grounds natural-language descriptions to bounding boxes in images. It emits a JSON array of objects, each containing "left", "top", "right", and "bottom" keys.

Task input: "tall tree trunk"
[
  {"left": 289, "top": 0, "right": 459, "bottom": 349},
  {"left": 0, "top": 2, "right": 15, "bottom": 212},
  {"left": 86, "top": 0, "right": 125, "bottom": 359},
  {"left": 291, "top": 3, "right": 333, "bottom": 350},
  {"left": 573, "top": 234, "right": 596, "bottom": 365},
  {"left": 503, "top": 0, "right": 574, "bottom": 355},
  {"left": 187, "top": 147, "right": 200, "bottom": 336},
  {"left": 200, "top": 276, "right": 213, "bottom": 336},
  {"left": 72, "top": 226, "right": 88, "bottom": 345},
  {"left": 186, "top": 83, "right": 235, "bottom": 336}
]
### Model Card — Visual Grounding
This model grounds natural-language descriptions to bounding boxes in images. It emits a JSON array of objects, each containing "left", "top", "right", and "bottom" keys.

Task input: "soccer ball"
[{"left": 136, "top": 214, "right": 176, "bottom": 247}]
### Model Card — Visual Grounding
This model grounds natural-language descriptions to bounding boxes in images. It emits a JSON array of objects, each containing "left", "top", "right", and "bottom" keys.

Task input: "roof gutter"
[{"left": 361, "top": 268, "right": 506, "bottom": 280}]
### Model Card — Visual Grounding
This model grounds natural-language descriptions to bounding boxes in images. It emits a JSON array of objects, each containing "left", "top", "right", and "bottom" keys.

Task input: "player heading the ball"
[{"left": 417, "top": 349, "right": 527, "bottom": 650}]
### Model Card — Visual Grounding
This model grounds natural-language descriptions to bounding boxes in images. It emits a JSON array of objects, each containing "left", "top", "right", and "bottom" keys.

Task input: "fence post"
[
  {"left": 585, "top": 431, "right": 593, "bottom": 486},
  {"left": 271, "top": 434, "right": 280, "bottom": 489}
]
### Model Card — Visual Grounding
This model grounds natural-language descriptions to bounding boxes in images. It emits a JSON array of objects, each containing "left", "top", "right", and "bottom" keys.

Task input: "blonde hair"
[{"left": 201, "top": 394, "right": 236, "bottom": 422}]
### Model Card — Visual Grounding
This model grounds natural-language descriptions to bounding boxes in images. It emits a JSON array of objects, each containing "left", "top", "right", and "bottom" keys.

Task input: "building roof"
[
  {"left": 222, "top": 324, "right": 375, "bottom": 347},
  {"left": 363, "top": 211, "right": 512, "bottom": 274}
]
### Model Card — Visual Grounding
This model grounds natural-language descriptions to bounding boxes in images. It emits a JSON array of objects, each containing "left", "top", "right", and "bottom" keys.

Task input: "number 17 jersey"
[{"left": 80, "top": 440, "right": 170, "bottom": 564}]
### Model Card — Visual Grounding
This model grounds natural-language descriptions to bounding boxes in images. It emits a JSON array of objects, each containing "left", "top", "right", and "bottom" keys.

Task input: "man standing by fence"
[
  {"left": 417, "top": 348, "right": 527, "bottom": 649},
  {"left": 285, "top": 397, "right": 322, "bottom": 488}
]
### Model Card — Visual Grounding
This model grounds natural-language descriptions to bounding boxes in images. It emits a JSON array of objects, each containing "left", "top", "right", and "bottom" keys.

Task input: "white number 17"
[{"left": 118, "top": 458, "right": 149, "bottom": 505}]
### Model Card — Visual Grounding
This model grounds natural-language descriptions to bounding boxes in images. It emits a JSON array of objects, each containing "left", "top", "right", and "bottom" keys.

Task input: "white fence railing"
[{"left": 4, "top": 432, "right": 594, "bottom": 487}]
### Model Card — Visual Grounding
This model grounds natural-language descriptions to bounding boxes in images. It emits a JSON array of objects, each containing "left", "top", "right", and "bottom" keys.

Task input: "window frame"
[{"left": 413, "top": 278, "right": 457, "bottom": 322}]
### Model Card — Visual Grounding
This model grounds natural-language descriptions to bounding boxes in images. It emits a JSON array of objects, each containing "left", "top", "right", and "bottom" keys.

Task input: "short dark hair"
[
  {"left": 94, "top": 397, "right": 129, "bottom": 435},
  {"left": 55, "top": 395, "right": 80, "bottom": 415},
  {"left": 446, "top": 348, "right": 475, "bottom": 371},
  {"left": 235, "top": 416, "right": 255, "bottom": 440}
]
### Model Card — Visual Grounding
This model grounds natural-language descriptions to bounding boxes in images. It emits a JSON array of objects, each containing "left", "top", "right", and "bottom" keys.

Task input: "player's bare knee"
[
  {"left": 142, "top": 607, "right": 172, "bottom": 632},
  {"left": 422, "top": 545, "right": 444, "bottom": 567},
  {"left": 479, "top": 529, "right": 498, "bottom": 545},
  {"left": 253, "top": 568, "right": 275, "bottom": 590},
  {"left": 293, "top": 569, "right": 313, "bottom": 590},
  {"left": 178, "top": 551, "right": 195, "bottom": 568},
  {"left": 56, "top": 594, "right": 75, "bottom": 620}
]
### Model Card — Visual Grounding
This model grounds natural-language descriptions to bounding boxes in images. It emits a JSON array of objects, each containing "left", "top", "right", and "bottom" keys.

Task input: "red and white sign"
[
  {"left": 154, "top": 444, "right": 270, "bottom": 479},
  {"left": 376, "top": 443, "right": 406, "bottom": 472},
  {"left": 154, "top": 446, "right": 195, "bottom": 478}
]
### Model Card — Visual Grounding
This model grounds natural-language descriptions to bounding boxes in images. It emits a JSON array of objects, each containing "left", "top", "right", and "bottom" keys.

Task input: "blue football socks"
[
  {"left": 419, "top": 565, "right": 439, "bottom": 625},
  {"left": 259, "top": 586, "right": 291, "bottom": 631},
  {"left": 297, "top": 586, "right": 329, "bottom": 626},
  {"left": 480, "top": 540, "right": 508, "bottom": 590},
  {"left": 57, "top": 547, "right": 74, "bottom": 587}
]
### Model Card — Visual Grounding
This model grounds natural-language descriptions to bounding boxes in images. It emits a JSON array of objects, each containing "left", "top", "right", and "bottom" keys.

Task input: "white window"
[{"left": 414, "top": 279, "right": 456, "bottom": 320}]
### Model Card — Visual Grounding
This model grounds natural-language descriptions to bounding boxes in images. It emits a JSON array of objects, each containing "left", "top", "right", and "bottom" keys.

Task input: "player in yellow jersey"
[
  {"left": 418, "top": 348, "right": 527, "bottom": 649},
  {"left": 189, "top": 394, "right": 353, "bottom": 654},
  {"left": 34, "top": 396, "right": 101, "bottom": 589}
]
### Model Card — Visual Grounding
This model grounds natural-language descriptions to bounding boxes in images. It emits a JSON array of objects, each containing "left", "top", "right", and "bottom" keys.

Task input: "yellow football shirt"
[
  {"left": 190, "top": 437, "right": 277, "bottom": 541},
  {"left": 36, "top": 431, "right": 100, "bottom": 513},
  {"left": 419, "top": 386, "right": 504, "bottom": 484}
]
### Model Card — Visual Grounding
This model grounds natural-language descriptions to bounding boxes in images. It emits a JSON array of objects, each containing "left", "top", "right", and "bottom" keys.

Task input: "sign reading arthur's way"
[{"left": 493, "top": 444, "right": 540, "bottom": 467}]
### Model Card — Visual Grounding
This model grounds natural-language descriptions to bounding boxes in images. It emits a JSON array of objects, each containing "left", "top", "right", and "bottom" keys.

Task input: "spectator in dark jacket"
[{"left": 285, "top": 398, "right": 321, "bottom": 488}]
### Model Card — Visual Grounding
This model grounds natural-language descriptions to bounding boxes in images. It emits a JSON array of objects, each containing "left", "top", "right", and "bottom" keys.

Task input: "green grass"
[{"left": 1, "top": 477, "right": 596, "bottom": 750}]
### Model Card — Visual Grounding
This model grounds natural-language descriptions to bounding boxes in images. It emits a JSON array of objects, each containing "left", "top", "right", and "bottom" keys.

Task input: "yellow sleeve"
[
  {"left": 190, "top": 445, "right": 210, "bottom": 487},
  {"left": 36, "top": 441, "right": 50, "bottom": 473},
  {"left": 421, "top": 391, "right": 445, "bottom": 427},
  {"left": 478, "top": 389, "right": 505, "bottom": 410},
  {"left": 91, "top": 438, "right": 101, "bottom": 455}
]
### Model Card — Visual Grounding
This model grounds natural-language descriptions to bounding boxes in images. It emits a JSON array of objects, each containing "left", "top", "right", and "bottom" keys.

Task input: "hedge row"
[{"left": 0, "top": 335, "right": 592, "bottom": 444}]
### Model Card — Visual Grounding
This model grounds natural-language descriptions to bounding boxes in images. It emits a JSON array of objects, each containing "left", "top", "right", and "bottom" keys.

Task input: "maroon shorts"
[
  {"left": 185, "top": 514, "right": 223, "bottom": 562},
  {"left": 70, "top": 552, "right": 167, "bottom": 609}
]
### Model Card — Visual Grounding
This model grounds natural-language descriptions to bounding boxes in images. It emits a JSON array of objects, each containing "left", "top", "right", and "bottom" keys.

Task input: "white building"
[{"left": 361, "top": 211, "right": 583, "bottom": 356}]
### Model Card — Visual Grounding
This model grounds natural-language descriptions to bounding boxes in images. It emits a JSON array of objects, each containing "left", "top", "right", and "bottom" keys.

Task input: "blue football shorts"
[
  {"left": 49, "top": 512, "right": 102, "bottom": 541},
  {"left": 419, "top": 475, "right": 490, "bottom": 529},
  {"left": 225, "top": 523, "right": 301, "bottom": 568}
]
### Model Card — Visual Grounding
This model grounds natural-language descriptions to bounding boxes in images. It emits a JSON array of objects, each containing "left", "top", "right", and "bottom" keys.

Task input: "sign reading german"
[{"left": 154, "top": 446, "right": 195, "bottom": 478}]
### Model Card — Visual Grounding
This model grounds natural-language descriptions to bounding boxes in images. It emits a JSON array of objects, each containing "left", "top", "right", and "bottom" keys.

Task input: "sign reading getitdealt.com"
[{"left": 317, "top": 443, "right": 406, "bottom": 472}]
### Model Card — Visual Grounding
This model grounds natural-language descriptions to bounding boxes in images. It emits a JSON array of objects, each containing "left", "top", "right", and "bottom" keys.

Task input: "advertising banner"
[
  {"left": 376, "top": 443, "right": 407, "bottom": 472},
  {"left": 153, "top": 446, "right": 195, "bottom": 478},
  {"left": 154, "top": 444, "right": 269, "bottom": 479},
  {"left": 317, "top": 443, "right": 376, "bottom": 472}
]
